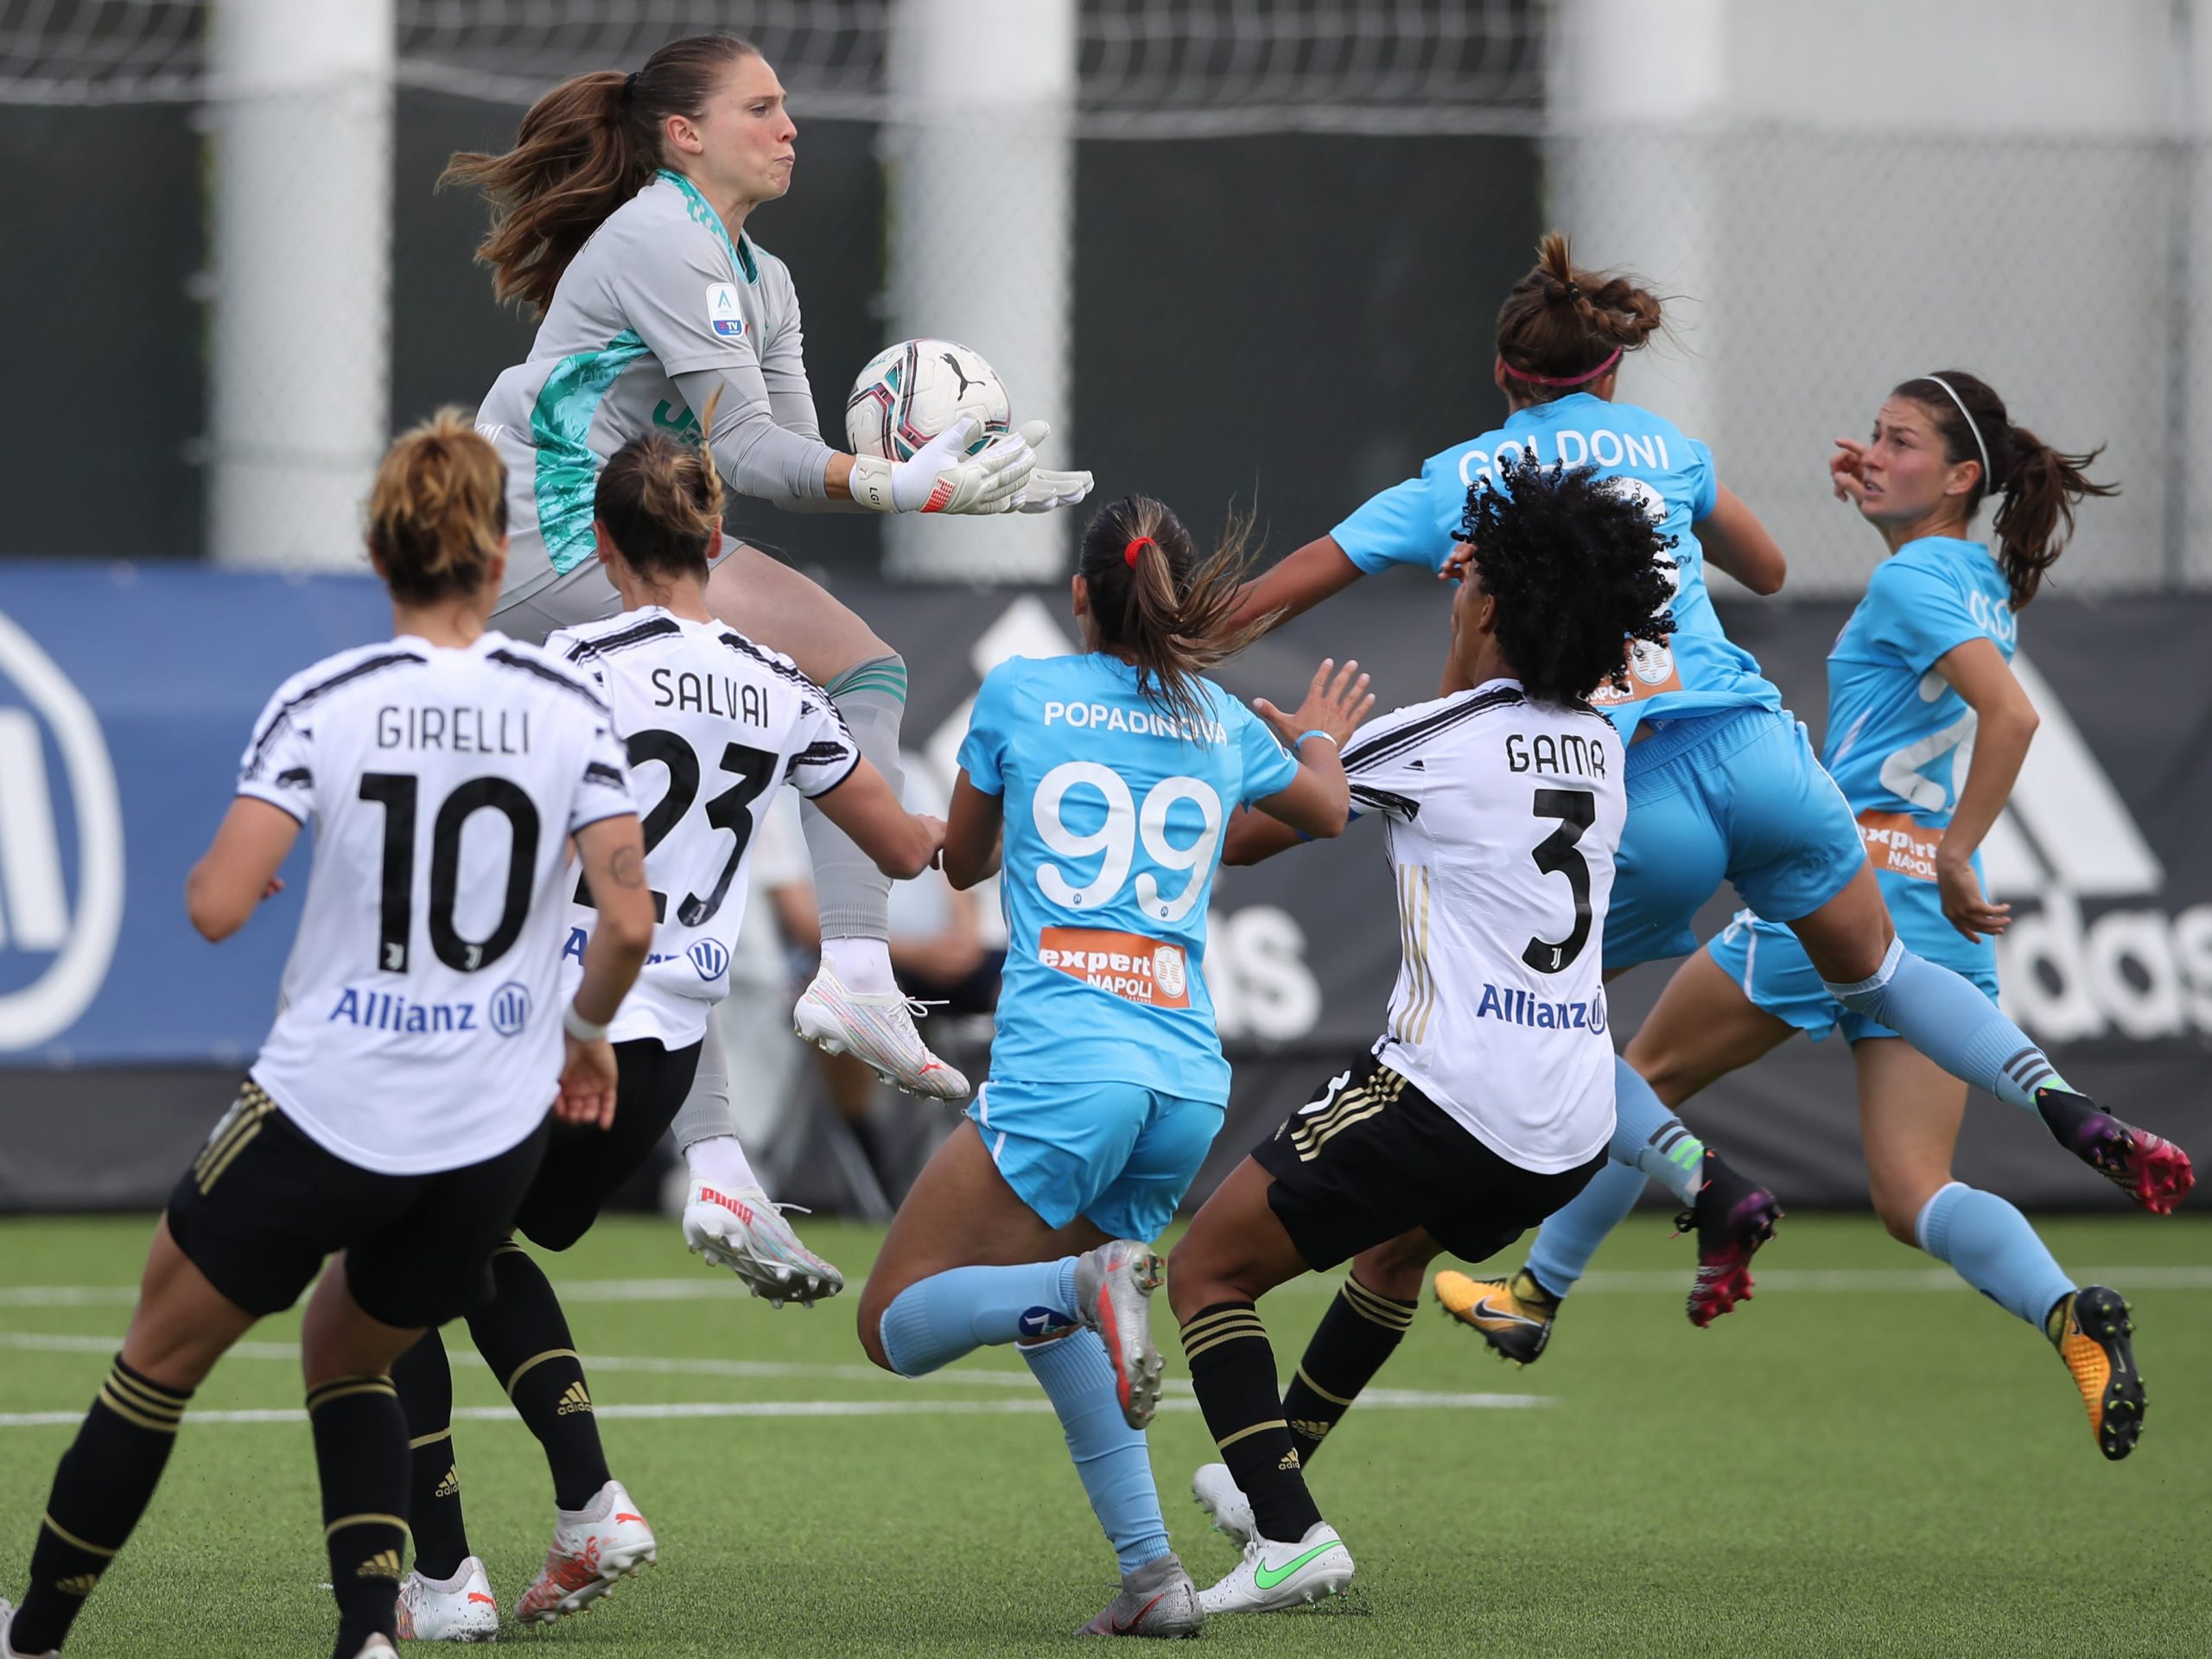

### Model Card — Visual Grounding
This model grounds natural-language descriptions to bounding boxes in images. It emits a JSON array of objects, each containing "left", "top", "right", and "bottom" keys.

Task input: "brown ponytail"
[
  {"left": 1494, "top": 231, "right": 1667, "bottom": 400},
  {"left": 441, "top": 34, "right": 760, "bottom": 315},
  {"left": 366, "top": 410, "right": 507, "bottom": 605},
  {"left": 1077, "top": 496, "right": 1273, "bottom": 741},
  {"left": 1893, "top": 371, "right": 2120, "bottom": 609},
  {"left": 594, "top": 388, "right": 726, "bottom": 583}
]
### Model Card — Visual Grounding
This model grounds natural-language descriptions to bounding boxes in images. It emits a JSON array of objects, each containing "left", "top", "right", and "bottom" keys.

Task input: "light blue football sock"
[
  {"left": 1020, "top": 1328, "right": 1172, "bottom": 1574},
  {"left": 1915, "top": 1181, "right": 2076, "bottom": 1331},
  {"left": 1523, "top": 1157, "right": 1649, "bottom": 1300},
  {"left": 1821, "top": 938, "right": 2068, "bottom": 1111},
  {"left": 878, "top": 1258, "right": 1080, "bottom": 1378},
  {"left": 1606, "top": 1053, "right": 1706, "bottom": 1205}
]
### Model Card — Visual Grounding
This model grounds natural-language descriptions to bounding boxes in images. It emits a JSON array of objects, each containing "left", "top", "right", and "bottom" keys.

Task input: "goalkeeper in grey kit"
[{"left": 454, "top": 33, "right": 1091, "bottom": 1285}]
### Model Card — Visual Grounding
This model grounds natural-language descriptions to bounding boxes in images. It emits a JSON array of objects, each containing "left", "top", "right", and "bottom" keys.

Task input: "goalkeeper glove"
[
  {"left": 1004, "top": 419, "right": 1094, "bottom": 512},
  {"left": 848, "top": 416, "right": 1034, "bottom": 514}
]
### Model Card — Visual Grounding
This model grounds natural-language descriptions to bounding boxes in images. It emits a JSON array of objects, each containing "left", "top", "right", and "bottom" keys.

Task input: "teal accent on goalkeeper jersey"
[
  {"left": 656, "top": 168, "right": 759, "bottom": 284},
  {"left": 530, "top": 328, "right": 652, "bottom": 576}
]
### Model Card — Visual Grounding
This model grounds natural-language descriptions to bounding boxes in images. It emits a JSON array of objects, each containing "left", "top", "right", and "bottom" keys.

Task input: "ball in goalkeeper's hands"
[{"left": 845, "top": 339, "right": 1012, "bottom": 461}]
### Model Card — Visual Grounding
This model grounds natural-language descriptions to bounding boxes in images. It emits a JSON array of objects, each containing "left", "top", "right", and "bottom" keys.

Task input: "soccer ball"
[{"left": 844, "top": 339, "right": 1012, "bottom": 461}]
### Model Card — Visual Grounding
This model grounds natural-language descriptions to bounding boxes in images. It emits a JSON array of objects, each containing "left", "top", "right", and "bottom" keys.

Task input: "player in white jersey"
[
  {"left": 0, "top": 416, "right": 652, "bottom": 1659},
  {"left": 1165, "top": 454, "right": 1675, "bottom": 1616},
  {"left": 391, "top": 408, "right": 944, "bottom": 1638},
  {"left": 454, "top": 32, "right": 1090, "bottom": 1104}
]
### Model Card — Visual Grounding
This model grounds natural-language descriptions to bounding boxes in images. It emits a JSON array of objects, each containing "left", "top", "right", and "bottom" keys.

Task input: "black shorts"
[
  {"left": 1250, "top": 1052, "right": 1606, "bottom": 1271},
  {"left": 511, "top": 1037, "right": 701, "bottom": 1251},
  {"left": 166, "top": 1079, "right": 550, "bottom": 1330}
]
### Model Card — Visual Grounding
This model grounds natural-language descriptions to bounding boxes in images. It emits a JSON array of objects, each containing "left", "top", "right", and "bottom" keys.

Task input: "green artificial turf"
[{"left": 0, "top": 1211, "right": 2205, "bottom": 1656}]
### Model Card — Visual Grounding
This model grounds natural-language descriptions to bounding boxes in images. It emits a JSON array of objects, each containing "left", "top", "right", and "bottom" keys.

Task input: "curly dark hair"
[{"left": 1457, "top": 451, "right": 1678, "bottom": 705}]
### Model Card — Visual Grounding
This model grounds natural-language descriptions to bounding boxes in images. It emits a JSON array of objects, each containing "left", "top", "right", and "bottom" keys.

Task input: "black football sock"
[
  {"left": 306, "top": 1374, "right": 409, "bottom": 1659},
  {"left": 1282, "top": 1273, "right": 1417, "bottom": 1469},
  {"left": 465, "top": 1244, "right": 611, "bottom": 1511},
  {"left": 390, "top": 1331, "right": 471, "bottom": 1581},
  {"left": 1178, "top": 1301, "right": 1324, "bottom": 1545},
  {"left": 12, "top": 1357, "right": 192, "bottom": 1655}
]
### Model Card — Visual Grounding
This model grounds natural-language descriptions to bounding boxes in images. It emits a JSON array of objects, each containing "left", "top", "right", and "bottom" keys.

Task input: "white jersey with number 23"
[{"left": 549, "top": 607, "right": 859, "bottom": 1050}]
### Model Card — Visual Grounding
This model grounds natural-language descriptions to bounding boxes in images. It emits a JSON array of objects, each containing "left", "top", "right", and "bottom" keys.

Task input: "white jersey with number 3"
[
  {"left": 1342, "top": 677, "right": 1624, "bottom": 1173},
  {"left": 238, "top": 633, "right": 637, "bottom": 1175},
  {"left": 549, "top": 607, "right": 859, "bottom": 1050}
]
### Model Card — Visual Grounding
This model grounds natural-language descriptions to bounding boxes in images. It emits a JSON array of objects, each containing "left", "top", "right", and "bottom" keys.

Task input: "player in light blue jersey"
[
  {"left": 851, "top": 496, "right": 1371, "bottom": 1638},
  {"left": 1191, "top": 242, "right": 2194, "bottom": 1495},
  {"left": 1622, "top": 372, "right": 2180, "bottom": 1459}
]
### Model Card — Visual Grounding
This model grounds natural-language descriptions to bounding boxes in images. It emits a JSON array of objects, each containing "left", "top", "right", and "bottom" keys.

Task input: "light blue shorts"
[
  {"left": 968, "top": 1077, "right": 1225, "bottom": 1243},
  {"left": 1605, "top": 707, "right": 1867, "bottom": 970},
  {"left": 1705, "top": 908, "right": 2002, "bottom": 1046}
]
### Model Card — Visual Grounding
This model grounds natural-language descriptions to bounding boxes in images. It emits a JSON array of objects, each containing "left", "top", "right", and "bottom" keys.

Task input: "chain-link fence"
[{"left": 2, "top": 0, "right": 2203, "bottom": 594}]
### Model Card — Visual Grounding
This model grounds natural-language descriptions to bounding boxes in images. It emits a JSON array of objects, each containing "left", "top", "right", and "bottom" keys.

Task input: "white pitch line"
[
  {"left": 0, "top": 1335, "right": 1537, "bottom": 1413},
  {"left": 4, "top": 1263, "right": 2209, "bottom": 1313},
  {"left": 0, "top": 1389, "right": 1547, "bottom": 1431},
  {"left": 1573, "top": 1265, "right": 2212, "bottom": 1293}
]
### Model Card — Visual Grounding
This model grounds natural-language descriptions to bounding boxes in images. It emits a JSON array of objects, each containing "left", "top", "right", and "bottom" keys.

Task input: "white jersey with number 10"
[
  {"left": 549, "top": 607, "right": 859, "bottom": 1049},
  {"left": 238, "top": 633, "right": 637, "bottom": 1176}
]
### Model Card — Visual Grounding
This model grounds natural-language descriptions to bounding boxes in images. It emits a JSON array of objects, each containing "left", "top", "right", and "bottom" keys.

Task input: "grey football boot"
[
  {"left": 1073, "top": 1239, "right": 1167, "bottom": 1429},
  {"left": 1078, "top": 1552, "right": 1203, "bottom": 1638}
]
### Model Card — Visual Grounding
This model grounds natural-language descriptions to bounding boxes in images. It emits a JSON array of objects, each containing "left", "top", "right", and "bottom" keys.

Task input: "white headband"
[{"left": 1922, "top": 373, "right": 1993, "bottom": 492}]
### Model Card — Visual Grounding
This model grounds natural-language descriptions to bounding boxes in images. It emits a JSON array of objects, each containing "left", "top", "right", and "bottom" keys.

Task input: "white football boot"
[
  {"left": 395, "top": 1554, "right": 499, "bottom": 1642},
  {"left": 1191, "top": 1462, "right": 1257, "bottom": 1547},
  {"left": 513, "top": 1478, "right": 658, "bottom": 1625},
  {"left": 0, "top": 1599, "right": 57, "bottom": 1659},
  {"left": 1073, "top": 1239, "right": 1167, "bottom": 1430},
  {"left": 350, "top": 1640, "right": 399, "bottom": 1659},
  {"left": 682, "top": 1180, "right": 845, "bottom": 1306},
  {"left": 1197, "top": 1522, "right": 1355, "bottom": 1615},
  {"left": 792, "top": 962, "right": 969, "bottom": 1100}
]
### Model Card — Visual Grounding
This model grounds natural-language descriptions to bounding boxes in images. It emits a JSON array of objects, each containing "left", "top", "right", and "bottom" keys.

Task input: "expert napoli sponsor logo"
[{"left": 0, "top": 607, "right": 125, "bottom": 1052}]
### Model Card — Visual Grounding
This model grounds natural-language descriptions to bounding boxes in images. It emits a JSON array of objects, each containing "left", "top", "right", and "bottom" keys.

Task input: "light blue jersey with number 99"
[{"left": 957, "top": 653, "right": 1300, "bottom": 1103}]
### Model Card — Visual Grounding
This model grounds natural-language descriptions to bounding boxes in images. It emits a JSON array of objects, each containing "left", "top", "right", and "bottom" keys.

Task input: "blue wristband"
[{"left": 1295, "top": 729, "right": 1337, "bottom": 749}]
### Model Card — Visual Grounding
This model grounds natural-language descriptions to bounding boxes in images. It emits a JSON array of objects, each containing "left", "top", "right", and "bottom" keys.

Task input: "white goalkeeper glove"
[
  {"left": 848, "top": 416, "right": 1034, "bottom": 514},
  {"left": 1003, "top": 420, "right": 1095, "bottom": 513}
]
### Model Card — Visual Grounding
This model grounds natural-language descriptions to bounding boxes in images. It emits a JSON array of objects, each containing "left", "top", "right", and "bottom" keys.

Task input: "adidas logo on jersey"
[
  {"left": 357, "top": 1549, "right": 404, "bottom": 1581},
  {"left": 556, "top": 1382, "right": 594, "bottom": 1416},
  {"left": 433, "top": 1465, "right": 461, "bottom": 1499}
]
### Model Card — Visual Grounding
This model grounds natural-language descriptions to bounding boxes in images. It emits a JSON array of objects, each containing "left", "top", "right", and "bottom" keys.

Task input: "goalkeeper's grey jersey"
[{"left": 477, "top": 169, "right": 836, "bottom": 607}]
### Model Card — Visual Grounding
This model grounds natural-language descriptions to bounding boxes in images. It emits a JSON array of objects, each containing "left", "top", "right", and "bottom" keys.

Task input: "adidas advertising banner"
[{"left": 1, "top": 569, "right": 2207, "bottom": 1208}]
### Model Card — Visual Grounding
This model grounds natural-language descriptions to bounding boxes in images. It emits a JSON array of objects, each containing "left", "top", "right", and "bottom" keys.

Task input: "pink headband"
[{"left": 1501, "top": 347, "right": 1622, "bottom": 388}]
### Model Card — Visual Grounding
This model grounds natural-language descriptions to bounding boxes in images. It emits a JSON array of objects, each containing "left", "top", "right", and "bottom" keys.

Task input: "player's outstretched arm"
[
  {"left": 1222, "top": 535, "right": 1366, "bottom": 639},
  {"left": 1221, "top": 804, "right": 1310, "bottom": 867},
  {"left": 810, "top": 759, "right": 945, "bottom": 880},
  {"left": 1249, "top": 657, "right": 1374, "bottom": 839},
  {"left": 939, "top": 771, "right": 1005, "bottom": 891},
  {"left": 1695, "top": 483, "right": 1788, "bottom": 595},
  {"left": 1929, "top": 636, "right": 2037, "bottom": 942},
  {"left": 185, "top": 798, "right": 301, "bottom": 941},
  {"left": 563, "top": 814, "right": 654, "bottom": 1129},
  {"left": 835, "top": 417, "right": 1037, "bottom": 516}
]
